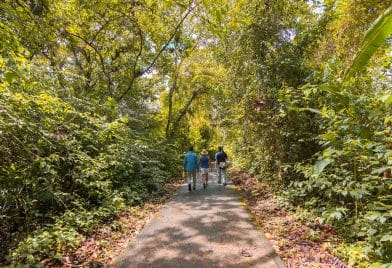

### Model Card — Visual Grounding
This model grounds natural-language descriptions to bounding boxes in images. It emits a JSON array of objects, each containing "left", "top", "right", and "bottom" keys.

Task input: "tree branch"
[
  {"left": 168, "top": 86, "right": 207, "bottom": 139},
  {"left": 117, "top": 3, "right": 194, "bottom": 101},
  {"left": 165, "top": 41, "right": 199, "bottom": 139},
  {"left": 165, "top": 58, "right": 184, "bottom": 139},
  {"left": 65, "top": 30, "right": 113, "bottom": 96}
]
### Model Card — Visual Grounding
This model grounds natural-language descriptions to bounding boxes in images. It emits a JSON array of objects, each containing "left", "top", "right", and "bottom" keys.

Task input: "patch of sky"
[
  {"left": 141, "top": 69, "right": 158, "bottom": 79},
  {"left": 167, "top": 42, "right": 175, "bottom": 50},
  {"left": 281, "top": 29, "right": 296, "bottom": 42},
  {"left": 308, "top": 0, "right": 325, "bottom": 15},
  {"left": 144, "top": 35, "right": 156, "bottom": 53}
]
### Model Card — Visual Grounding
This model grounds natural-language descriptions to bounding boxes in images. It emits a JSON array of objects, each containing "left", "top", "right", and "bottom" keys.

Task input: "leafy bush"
[
  {"left": 12, "top": 194, "right": 126, "bottom": 265},
  {"left": 0, "top": 68, "right": 181, "bottom": 265},
  {"left": 286, "top": 82, "right": 392, "bottom": 263}
]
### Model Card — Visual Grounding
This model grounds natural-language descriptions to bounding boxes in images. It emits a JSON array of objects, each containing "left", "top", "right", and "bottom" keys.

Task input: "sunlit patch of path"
[{"left": 112, "top": 171, "right": 283, "bottom": 268}]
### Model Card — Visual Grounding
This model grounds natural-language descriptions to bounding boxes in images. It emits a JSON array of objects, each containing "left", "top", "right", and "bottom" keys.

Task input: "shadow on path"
[{"left": 113, "top": 173, "right": 283, "bottom": 268}]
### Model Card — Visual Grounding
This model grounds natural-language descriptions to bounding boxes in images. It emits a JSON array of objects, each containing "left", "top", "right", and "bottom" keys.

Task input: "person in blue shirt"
[
  {"left": 199, "top": 149, "right": 210, "bottom": 189},
  {"left": 215, "top": 146, "right": 228, "bottom": 186},
  {"left": 184, "top": 146, "right": 198, "bottom": 192}
]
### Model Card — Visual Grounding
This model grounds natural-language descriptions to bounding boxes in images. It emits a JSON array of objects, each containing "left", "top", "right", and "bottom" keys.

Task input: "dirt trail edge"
[{"left": 112, "top": 172, "right": 284, "bottom": 268}]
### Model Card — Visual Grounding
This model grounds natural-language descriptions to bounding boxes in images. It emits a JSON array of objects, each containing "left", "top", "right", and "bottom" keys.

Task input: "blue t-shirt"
[
  {"left": 184, "top": 151, "right": 198, "bottom": 172},
  {"left": 199, "top": 155, "right": 209, "bottom": 168}
]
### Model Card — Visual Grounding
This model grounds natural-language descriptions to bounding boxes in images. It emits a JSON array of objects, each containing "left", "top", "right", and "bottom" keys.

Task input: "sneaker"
[
  {"left": 188, "top": 184, "right": 191, "bottom": 192},
  {"left": 223, "top": 183, "right": 227, "bottom": 186}
]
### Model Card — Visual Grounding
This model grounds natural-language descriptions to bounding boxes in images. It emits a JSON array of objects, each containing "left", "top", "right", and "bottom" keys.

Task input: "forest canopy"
[{"left": 0, "top": 0, "right": 391, "bottom": 266}]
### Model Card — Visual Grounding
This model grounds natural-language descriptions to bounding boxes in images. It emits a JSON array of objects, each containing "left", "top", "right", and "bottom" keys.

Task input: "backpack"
[{"left": 219, "top": 161, "right": 228, "bottom": 169}]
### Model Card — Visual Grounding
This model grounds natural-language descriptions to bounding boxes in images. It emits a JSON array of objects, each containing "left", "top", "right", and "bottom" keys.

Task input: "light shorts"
[{"left": 200, "top": 168, "right": 209, "bottom": 174}]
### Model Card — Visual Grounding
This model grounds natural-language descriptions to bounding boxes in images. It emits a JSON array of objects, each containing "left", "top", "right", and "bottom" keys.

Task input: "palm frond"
[{"left": 344, "top": 6, "right": 392, "bottom": 80}]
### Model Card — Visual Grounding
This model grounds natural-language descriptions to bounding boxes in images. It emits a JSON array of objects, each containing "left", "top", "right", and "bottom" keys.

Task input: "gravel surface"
[{"left": 112, "top": 172, "right": 284, "bottom": 268}]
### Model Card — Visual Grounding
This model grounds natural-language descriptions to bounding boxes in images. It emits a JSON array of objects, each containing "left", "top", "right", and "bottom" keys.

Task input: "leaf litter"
[
  {"left": 231, "top": 169, "right": 351, "bottom": 268},
  {"left": 61, "top": 178, "right": 183, "bottom": 267}
]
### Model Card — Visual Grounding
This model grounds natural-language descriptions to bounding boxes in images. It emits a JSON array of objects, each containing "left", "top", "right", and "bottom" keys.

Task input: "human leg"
[
  {"left": 200, "top": 168, "right": 208, "bottom": 188},
  {"left": 204, "top": 170, "right": 208, "bottom": 188},
  {"left": 187, "top": 172, "right": 192, "bottom": 191},
  {"left": 217, "top": 168, "right": 222, "bottom": 184},
  {"left": 191, "top": 171, "right": 196, "bottom": 190},
  {"left": 222, "top": 168, "right": 227, "bottom": 186}
]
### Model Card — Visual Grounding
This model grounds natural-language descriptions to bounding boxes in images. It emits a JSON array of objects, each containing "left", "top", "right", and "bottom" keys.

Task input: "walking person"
[
  {"left": 215, "top": 146, "right": 228, "bottom": 186},
  {"left": 184, "top": 146, "right": 198, "bottom": 192},
  {"left": 199, "top": 149, "right": 210, "bottom": 189}
]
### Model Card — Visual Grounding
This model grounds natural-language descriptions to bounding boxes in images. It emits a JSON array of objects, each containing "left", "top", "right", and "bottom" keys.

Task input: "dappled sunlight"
[
  {"left": 1, "top": 0, "right": 391, "bottom": 266},
  {"left": 113, "top": 173, "right": 283, "bottom": 267}
]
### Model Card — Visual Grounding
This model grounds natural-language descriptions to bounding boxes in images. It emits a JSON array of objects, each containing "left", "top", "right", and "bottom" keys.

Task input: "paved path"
[{"left": 113, "top": 172, "right": 283, "bottom": 268}]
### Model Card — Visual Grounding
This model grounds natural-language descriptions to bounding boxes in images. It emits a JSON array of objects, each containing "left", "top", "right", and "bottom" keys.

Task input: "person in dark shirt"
[
  {"left": 215, "top": 146, "right": 228, "bottom": 186},
  {"left": 199, "top": 149, "right": 210, "bottom": 189}
]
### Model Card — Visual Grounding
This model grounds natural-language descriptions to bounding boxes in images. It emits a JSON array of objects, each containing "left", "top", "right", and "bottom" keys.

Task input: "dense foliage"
[
  {"left": 1, "top": 0, "right": 391, "bottom": 266},
  {"left": 0, "top": 0, "right": 187, "bottom": 264},
  {"left": 212, "top": 1, "right": 392, "bottom": 266}
]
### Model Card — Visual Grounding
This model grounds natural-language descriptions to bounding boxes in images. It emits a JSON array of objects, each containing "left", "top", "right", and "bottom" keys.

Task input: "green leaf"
[
  {"left": 366, "top": 212, "right": 381, "bottom": 221},
  {"left": 381, "top": 94, "right": 392, "bottom": 106},
  {"left": 4, "top": 71, "right": 18, "bottom": 83},
  {"left": 369, "top": 263, "right": 383, "bottom": 268},
  {"left": 384, "top": 116, "right": 392, "bottom": 125},
  {"left": 380, "top": 234, "right": 392, "bottom": 242},
  {"left": 345, "top": 7, "right": 392, "bottom": 80},
  {"left": 371, "top": 167, "right": 390, "bottom": 175},
  {"left": 330, "top": 211, "right": 342, "bottom": 220},
  {"left": 301, "top": 107, "right": 322, "bottom": 115},
  {"left": 314, "top": 158, "right": 331, "bottom": 175}
]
